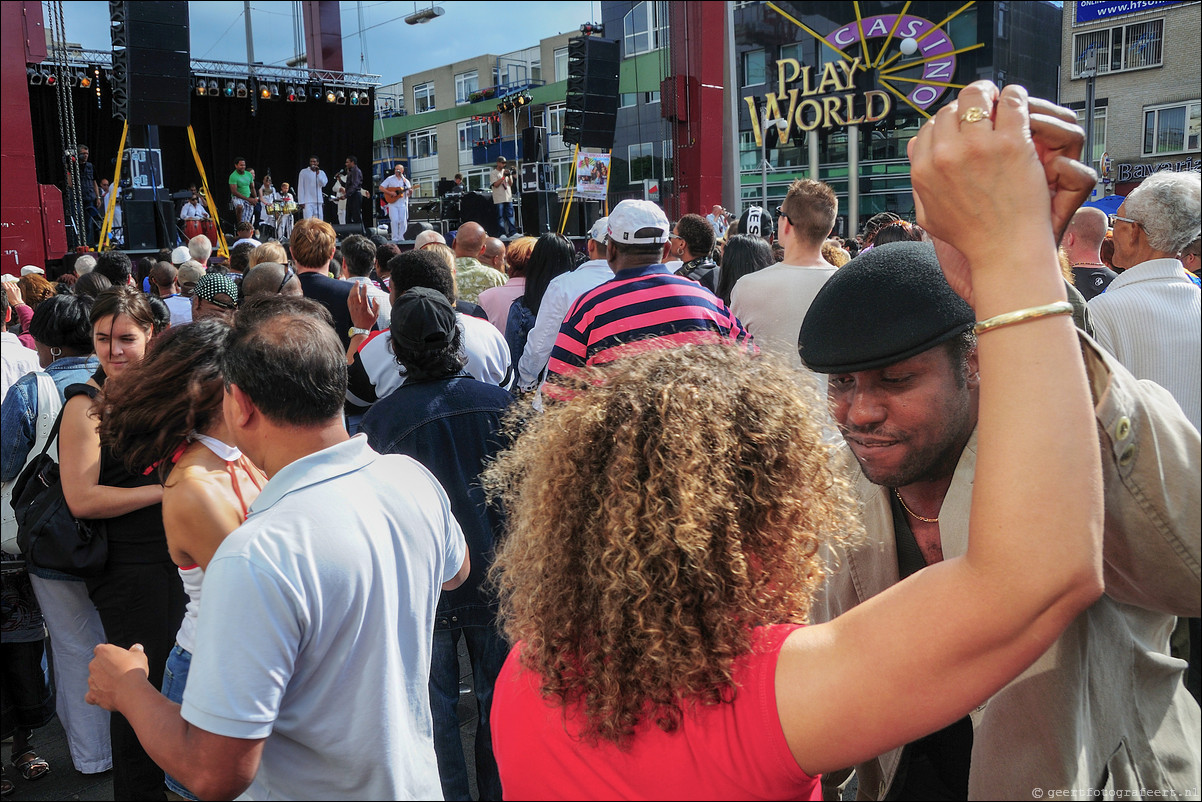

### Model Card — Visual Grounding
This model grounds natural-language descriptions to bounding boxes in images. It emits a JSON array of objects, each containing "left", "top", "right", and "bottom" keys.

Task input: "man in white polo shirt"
[{"left": 87, "top": 296, "right": 469, "bottom": 800}]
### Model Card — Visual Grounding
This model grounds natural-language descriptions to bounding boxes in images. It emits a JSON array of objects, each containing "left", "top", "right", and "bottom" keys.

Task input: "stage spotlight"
[
  {"left": 77, "top": 70, "right": 92, "bottom": 88},
  {"left": 207, "top": 79, "right": 219, "bottom": 95},
  {"left": 296, "top": 85, "right": 308, "bottom": 101},
  {"left": 45, "top": 71, "right": 58, "bottom": 86},
  {"left": 195, "top": 78, "right": 207, "bottom": 96},
  {"left": 224, "top": 79, "right": 236, "bottom": 97},
  {"left": 349, "top": 91, "right": 359, "bottom": 105},
  {"left": 270, "top": 83, "right": 280, "bottom": 100},
  {"left": 358, "top": 90, "right": 371, "bottom": 105},
  {"left": 28, "top": 68, "right": 43, "bottom": 86},
  {"left": 286, "top": 84, "right": 297, "bottom": 102},
  {"left": 335, "top": 89, "right": 346, "bottom": 105},
  {"left": 260, "top": 83, "right": 271, "bottom": 99},
  {"left": 236, "top": 81, "right": 248, "bottom": 98},
  {"left": 325, "top": 87, "right": 337, "bottom": 103}
]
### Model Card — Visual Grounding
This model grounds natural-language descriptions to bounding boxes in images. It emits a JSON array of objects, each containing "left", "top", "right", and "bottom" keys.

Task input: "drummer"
[
  {"left": 180, "top": 191, "right": 209, "bottom": 223},
  {"left": 274, "top": 182, "right": 297, "bottom": 241}
]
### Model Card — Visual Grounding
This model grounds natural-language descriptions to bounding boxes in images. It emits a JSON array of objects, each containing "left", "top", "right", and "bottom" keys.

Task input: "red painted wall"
[{"left": 665, "top": 1, "right": 724, "bottom": 220}]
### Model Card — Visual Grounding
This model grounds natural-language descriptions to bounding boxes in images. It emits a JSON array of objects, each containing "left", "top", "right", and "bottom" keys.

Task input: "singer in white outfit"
[
  {"left": 296, "top": 156, "right": 329, "bottom": 221},
  {"left": 380, "top": 162, "right": 413, "bottom": 243}
]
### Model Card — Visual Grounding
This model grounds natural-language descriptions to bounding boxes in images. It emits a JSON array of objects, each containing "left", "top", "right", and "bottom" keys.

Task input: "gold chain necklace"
[{"left": 894, "top": 489, "right": 939, "bottom": 523}]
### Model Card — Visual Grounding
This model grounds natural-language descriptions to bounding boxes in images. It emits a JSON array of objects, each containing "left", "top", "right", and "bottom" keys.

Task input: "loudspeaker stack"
[
  {"left": 562, "top": 37, "right": 620, "bottom": 151},
  {"left": 109, "top": 1, "right": 191, "bottom": 127}
]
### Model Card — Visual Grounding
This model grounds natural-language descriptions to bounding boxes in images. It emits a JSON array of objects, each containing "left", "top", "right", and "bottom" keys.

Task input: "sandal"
[
  {"left": 1, "top": 767, "right": 13, "bottom": 796},
  {"left": 11, "top": 751, "right": 50, "bottom": 782}
]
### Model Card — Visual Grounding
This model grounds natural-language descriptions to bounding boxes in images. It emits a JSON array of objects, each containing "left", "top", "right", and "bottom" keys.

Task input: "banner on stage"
[{"left": 575, "top": 152, "right": 610, "bottom": 200}]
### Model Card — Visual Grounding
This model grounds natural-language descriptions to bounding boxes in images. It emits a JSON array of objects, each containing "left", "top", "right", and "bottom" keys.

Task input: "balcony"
[
  {"left": 472, "top": 140, "right": 518, "bottom": 166},
  {"left": 465, "top": 78, "right": 545, "bottom": 105}
]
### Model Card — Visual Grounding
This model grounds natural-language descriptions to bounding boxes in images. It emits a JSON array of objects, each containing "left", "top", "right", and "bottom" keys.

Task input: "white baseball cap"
[
  {"left": 20, "top": 265, "right": 45, "bottom": 276},
  {"left": 606, "top": 200, "right": 669, "bottom": 245},
  {"left": 171, "top": 246, "right": 191, "bottom": 265},
  {"left": 588, "top": 216, "right": 610, "bottom": 243}
]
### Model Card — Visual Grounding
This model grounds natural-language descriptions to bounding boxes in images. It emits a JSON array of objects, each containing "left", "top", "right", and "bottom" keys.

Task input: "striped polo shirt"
[{"left": 546, "top": 264, "right": 752, "bottom": 380}]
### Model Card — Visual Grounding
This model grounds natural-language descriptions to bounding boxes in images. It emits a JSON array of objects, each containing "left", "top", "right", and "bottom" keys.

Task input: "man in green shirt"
[{"left": 228, "top": 157, "right": 255, "bottom": 226}]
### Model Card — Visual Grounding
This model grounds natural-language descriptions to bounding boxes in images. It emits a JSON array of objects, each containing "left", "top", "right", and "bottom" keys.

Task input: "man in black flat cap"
[{"left": 799, "top": 241, "right": 1200, "bottom": 801}]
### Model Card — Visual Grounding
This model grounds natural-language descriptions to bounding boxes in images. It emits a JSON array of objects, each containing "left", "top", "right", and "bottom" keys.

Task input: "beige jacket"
[{"left": 816, "top": 335, "right": 1201, "bottom": 800}]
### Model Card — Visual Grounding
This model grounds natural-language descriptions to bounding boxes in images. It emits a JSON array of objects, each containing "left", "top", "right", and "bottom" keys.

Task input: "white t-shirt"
[
  {"left": 163, "top": 294, "right": 193, "bottom": 326},
  {"left": 180, "top": 436, "right": 466, "bottom": 801},
  {"left": 1, "top": 332, "right": 39, "bottom": 404},
  {"left": 348, "top": 312, "right": 513, "bottom": 406}
]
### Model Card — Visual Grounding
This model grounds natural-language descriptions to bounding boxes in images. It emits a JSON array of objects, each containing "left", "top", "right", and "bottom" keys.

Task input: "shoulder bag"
[
  {"left": 12, "top": 389, "right": 107, "bottom": 577},
  {"left": 1, "top": 373, "right": 61, "bottom": 553}
]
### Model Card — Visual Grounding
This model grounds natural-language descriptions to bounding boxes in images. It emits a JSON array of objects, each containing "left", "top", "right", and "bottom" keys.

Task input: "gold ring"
[{"left": 960, "top": 106, "right": 990, "bottom": 124}]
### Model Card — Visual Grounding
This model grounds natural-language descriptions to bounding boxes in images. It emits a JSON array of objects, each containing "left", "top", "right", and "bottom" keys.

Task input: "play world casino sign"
[{"left": 745, "top": 12, "right": 961, "bottom": 147}]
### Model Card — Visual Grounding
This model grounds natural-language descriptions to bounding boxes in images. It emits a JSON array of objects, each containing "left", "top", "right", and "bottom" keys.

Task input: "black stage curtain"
[{"left": 29, "top": 78, "right": 373, "bottom": 208}]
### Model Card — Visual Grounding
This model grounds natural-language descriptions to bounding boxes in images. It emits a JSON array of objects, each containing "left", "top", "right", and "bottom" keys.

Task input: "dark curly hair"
[
  {"left": 98, "top": 318, "right": 233, "bottom": 482},
  {"left": 483, "top": 344, "right": 860, "bottom": 745}
]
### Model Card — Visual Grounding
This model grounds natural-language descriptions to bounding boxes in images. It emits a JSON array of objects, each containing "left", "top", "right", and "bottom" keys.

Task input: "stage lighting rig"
[
  {"left": 580, "top": 21, "right": 604, "bottom": 36},
  {"left": 325, "top": 87, "right": 337, "bottom": 103},
  {"left": 195, "top": 77, "right": 208, "bottom": 96},
  {"left": 236, "top": 81, "right": 248, "bottom": 98},
  {"left": 286, "top": 85, "right": 298, "bottom": 102},
  {"left": 224, "top": 80, "right": 237, "bottom": 97},
  {"left": 296, "top": 85, "right": 308, "bottom": 101},
  {"left": 207, "top": 79, "right": 219, "bottom": 95},
  {"left": 28, "top": 68, "right": 43, "bottom": 86},
  {"left": 336, "top": 89, "right": 346, "bottom": 105}
]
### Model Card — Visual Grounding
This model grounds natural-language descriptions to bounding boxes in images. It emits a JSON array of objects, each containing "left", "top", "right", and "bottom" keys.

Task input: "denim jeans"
[
  {"left": 495, "top": 202, "right": 516, "bottom": 237},
  {"left": 160, "top": 645, "right": 198, "bottom": 801},
  {"left": 429, "top": 625, "right": 509, "bottom": 801}
]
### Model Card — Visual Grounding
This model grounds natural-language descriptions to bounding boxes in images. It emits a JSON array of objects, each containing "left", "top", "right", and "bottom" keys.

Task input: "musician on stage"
[
  {"left": 341, "top": 156, "right": 364, "bottom": 226},
  {"left": 180, "top": 192, "right": 209, "bottom": 222},
  {"left": 259, "top": 175, "right": 280, "bottom": 239},
  {"left": 275, "top": 182, "right": 296, "bottom": 241},
  {"left": 379, "top": 162, "right": 413, "bottom": 243},
  {"left": 228, "top": 157, "right": 256, "bottom": 226},
  {"left": 296, "top": 155, "right": 329, "bottom": 221}
]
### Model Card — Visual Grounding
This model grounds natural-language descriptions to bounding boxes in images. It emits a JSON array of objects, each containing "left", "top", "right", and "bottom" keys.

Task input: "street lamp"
[
  {"left": 760, "top": 110, "right": 788, "bottom": 209},
  {"left": 404, "top": 3, "right": 444, "bottom": 24}
]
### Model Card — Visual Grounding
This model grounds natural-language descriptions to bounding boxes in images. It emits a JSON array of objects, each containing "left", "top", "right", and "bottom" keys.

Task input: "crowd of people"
[{"left": 1, "top": 81, "right": 1199, "bottom": 802}]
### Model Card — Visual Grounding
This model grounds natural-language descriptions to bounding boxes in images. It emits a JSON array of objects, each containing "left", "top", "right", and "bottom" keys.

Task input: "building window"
[
  {"left": 644, "top": 91, "right": 660, "bottom": 104},
  {"left": 619, "top": 93, "right": 637, "bottom": 108},
  {"left": 1076, "top": 107, "right": 1107, "bottom": 172},
  {"left": 663, "top": 138, "right": 673, "bottom": 179},
  {"left": 531, "top": 58, "right": 541, "bottom": 82},
  {"left": 409, "top": 128, "right": 437, "bottom": 159},
  {"left": 554, "top": 47, "right": 569, "bottom": 82},
  {"left": 551, "top": 156, "right": 572, "bottom": 190},
  {"left": 629, "top": 142, "right": 654, "bottom": 183},
  {"left": 413, "top": 81, "right": 435, "bottom": 113},
  {"left": 458, "top": 118, "right": 497, "bottom": 153},
  {"left": 464, "top": 166, "right": 492, "bottom": 192},
  {"left": 455, "top": 71, "right": 478, "bottom": 104},
  {"left": 742, "top": 49, "right": 767, "bottom": 87},
  {"left": 546, "top": 104, "right": 566, "bottom": 136},
  {"left": 623, "top": 1, "right": 667, "bottom": 57},
  {"left": 1072, "top": 18, "right": 1163, "bottom": 78},
  {"left": 997, "top": 2, "right": 1008, "bottom": 40},
  {"left": 1143, "top": 100, "right": 1201, "bottom": 157},
  {"left": 779, "top": 42, "right": 805, "bottom": 64}
]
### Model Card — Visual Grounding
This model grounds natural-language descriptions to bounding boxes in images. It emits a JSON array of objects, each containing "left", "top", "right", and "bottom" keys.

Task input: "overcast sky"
[{"left": 52, "top": 1, "right": 598, "bottom": 85}]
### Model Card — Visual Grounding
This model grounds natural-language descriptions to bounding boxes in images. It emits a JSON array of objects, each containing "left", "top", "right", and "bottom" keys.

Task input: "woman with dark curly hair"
[
  {"left": 485, "top": 81, "right": 1103, "bottom": 797},
  {"left": 97, "top": 319, "right": 266, "bottom": 800}
]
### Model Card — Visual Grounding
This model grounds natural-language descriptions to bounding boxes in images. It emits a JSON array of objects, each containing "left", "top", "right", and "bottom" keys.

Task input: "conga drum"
[
  {"left": 200, "top": 219, "right": 219, "bottom": 241},
  {"left": 184, "top": 219, "right": 203, "bottom": 240}
]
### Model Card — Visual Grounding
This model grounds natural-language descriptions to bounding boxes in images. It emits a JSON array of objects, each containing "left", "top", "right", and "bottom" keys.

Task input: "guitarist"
[{"left": 380, "top": 162, "right": 414, "bottom": 243}]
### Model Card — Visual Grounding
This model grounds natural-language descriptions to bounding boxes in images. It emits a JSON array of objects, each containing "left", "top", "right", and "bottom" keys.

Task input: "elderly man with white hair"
[
  {"left": 74, "top": 254, "right": 97, "bottom": 276},
  {"left": 1089, "top": 170, "right": 1201, "bottom": 431}
]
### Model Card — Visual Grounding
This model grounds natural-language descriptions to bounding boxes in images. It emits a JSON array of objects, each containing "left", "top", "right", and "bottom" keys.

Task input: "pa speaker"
[
  {"left": 333, "top": 222, "right": 365, "bottom": 241},
  {"left": 109, "top": 1, "right": 190, "bottom": 127},
  {"left": 523, "top": 126, "right": 547, "bottom": 162},
  {"left": 122, "top": 199, "right": 174, "bottom": 251},
  {"left": 563, "top": 37, "right": 620, "bottom": 151},
  {"left": 521, "top": 191, "right": 557, "bottom": 236}
]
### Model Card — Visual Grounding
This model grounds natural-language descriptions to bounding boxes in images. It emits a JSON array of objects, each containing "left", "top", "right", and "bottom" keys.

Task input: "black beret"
[{"left": 798, "top": 241, "right": 975, "bottom": 373}]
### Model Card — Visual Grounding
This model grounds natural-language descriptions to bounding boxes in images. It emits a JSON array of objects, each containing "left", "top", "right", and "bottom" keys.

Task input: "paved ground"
[{"left": 3, "top": 639, "right": 484, "bottom": 801}]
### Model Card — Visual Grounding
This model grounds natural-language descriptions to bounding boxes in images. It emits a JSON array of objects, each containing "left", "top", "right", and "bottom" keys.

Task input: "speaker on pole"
[
  {"left": 562, "top": 37, "right": 620, "bottom": 151},
  {"left": 523, "top": 126, "right": 546, "bottom": 162}
]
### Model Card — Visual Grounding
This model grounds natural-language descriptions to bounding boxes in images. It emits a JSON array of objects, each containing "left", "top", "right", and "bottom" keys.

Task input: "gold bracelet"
[{"left": 972, "top": 301, "right": 1074, "bottom": 335}]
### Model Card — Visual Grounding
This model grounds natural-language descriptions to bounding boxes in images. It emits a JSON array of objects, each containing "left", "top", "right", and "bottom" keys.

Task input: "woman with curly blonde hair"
[{"left": 486, "top": 81, "right": 1103, "bottom": 800}]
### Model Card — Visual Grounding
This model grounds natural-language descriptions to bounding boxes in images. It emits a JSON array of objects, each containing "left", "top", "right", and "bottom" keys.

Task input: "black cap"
[
  {"left": 738, "top": 206, "right": 774, "bottom": 240},
  {"left": 390, "top": 287, "right": 457, "bottom": 350},
  {"left": 798, "top": 241, "right": 975, "bottom": 373}
]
